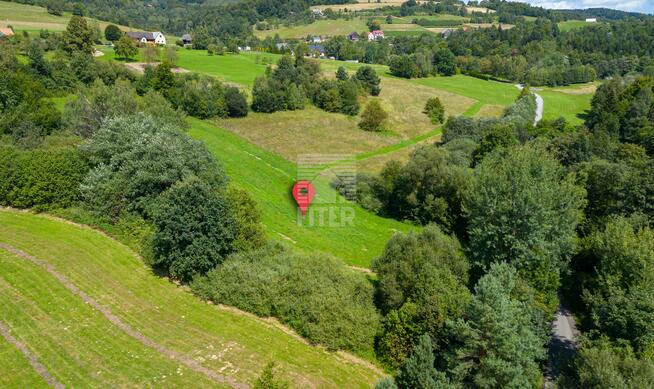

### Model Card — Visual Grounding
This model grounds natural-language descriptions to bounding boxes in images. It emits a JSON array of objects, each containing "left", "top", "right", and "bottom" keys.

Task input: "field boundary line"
[
  {"left": 0, "top": 320, "right": 64, "bottom": 389},
  {"left": 0, "top": 242, "right": 249, "bottom": 389}
]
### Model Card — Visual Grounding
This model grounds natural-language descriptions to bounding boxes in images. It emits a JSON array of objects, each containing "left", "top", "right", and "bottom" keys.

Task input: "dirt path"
[
  {"left": 0, "top": 242, "right": 248, "bottom": 389},
  {"left": 0, "top": 321, "right": 64, "bottom": 389}
]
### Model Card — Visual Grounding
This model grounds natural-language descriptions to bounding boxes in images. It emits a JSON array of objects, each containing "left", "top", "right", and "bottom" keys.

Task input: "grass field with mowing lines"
[
  {"left": 0, "top": 209, "right": 384, "bottom": 387},
  {"left": 188, "top": 118, "right": 414, "bottom": 268},
  {"left": 0, "top": 335, "right": 49, "bottom": 388}
]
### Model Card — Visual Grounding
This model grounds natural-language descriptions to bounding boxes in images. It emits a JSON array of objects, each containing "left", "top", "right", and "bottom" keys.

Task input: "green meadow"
[
  {"left": 557, "top": 19, "right": 596, "bottom": 32},
  {"left": 188, "top": 118, "right": 414, "bottom": 268},
  {"left": 0, "top": 209, "right": 383, "bottom": 387},
  {"left": 99, "top": 48, "right": 281, "bottom": 87},
  {"left": 0, "top": 0, "right": 131, "bottom": 34}
]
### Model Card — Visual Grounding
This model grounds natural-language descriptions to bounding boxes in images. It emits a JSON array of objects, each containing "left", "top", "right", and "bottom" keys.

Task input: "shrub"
[
  {"left": 104, "top": 24, "right": 122, "bottom": 42},
  {"left": 80, "top": 114, "right": 227, "bottom": 218},
  {"left": 226, "top": 187, "right": 267, "bottom": 252},
  {"left": 191, "top": 244, "right": 380, "bottom": 352},
  {"left": 359, "top": 100, "right": 388, "bottom": 132},
  {"left": 0, "top": 145, "right": 88, "bottom": 210},
  {"left": 151, "top": 177, "right": 236, "bottom": 281},
  {"left": 423, "top": 97, "right": 445, "bottom": 124},
  {"left": 224, "top": 87, "right": 249, "bottom": 117}
]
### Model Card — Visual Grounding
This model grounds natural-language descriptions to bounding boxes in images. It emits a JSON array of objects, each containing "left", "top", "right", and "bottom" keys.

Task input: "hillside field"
[
  {"left": 0, "top": 209, "right": 383, "bottom": 387},
  {"left": 0, "top": 0, "right": 132, "bottom": 35},
  {"left": 254, "top": 18, "right": 368, "bottom": 39},
  {"left": 188, "top": 118, "right": 414, "bottom": 268}
]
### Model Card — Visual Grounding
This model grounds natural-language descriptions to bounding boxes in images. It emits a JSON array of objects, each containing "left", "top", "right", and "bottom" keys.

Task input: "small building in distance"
[
  {"left": 311, "top": 36, "right": 322, "bottom": 43},
  {"left": 585, "top": 18, "right": 597, "bottom": 23},
  {"left": 181, "top": 34, "right": 192, "bottom": 46},
  {"left": 347, "top": 32, "right": 360, "bottom": 41},
  {"left": 368, "top": 30, "right": 384, "bottom": 41},
  {"left": 0, "top": 27, "right": 15, "bottom": 38},
  {"left": 441, "top": 28, "right": 453, "bottom": 39},
  {"left": 126, "top": 31, "right": 166, "bottom": 45},
  {"left": 308, "top": 44, "right": 325, "bottom": 57}
]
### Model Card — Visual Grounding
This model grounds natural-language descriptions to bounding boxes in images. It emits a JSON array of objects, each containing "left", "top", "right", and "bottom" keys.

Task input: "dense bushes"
[
  {"left": 80, "top": 114, "right": 226, "bottom": 218},
  {"left": 151, "top": 177, "right": 236, "bottom": 281},
  {"left": 0, "top": 146, "right": 88, "bottom": 210},
  {"left": 373, "top": 226, "right": 470, "bottom": 367},
  {"left": 191, "top": 244, "right": 380, "bottom": 353}
]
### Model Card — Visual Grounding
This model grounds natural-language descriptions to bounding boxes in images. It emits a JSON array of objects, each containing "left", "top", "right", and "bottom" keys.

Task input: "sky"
[{"left": 497, "top": 0, "right": 654, "bottom": 14}]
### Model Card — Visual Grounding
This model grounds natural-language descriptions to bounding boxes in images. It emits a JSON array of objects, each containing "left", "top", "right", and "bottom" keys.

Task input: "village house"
[
  {"left": 311, "top": 36, "right": 322, "bottom": 43},
  {"left": 308, "top": 44, "right": 325, "bottom": 57},
  {"left": 0, "top": 27, "right": 15, "bottom": 39},
  {"left": 441, "top": 28, "right": 453, "bottom": 39},
  {"left": 368, "top": 30, "right": 384, "bottom": 41},
  {"left": 181, "top": 34, "right": 192, "bottom": 46},
  {"left": 347, "top": 32, "right": 360, "bottom": 41},
  {"left": 585, "top": 18, "right": 597, "bottom": 23},
  {"left": 126, "top": 31, "right": 166, "bottom": 45}
]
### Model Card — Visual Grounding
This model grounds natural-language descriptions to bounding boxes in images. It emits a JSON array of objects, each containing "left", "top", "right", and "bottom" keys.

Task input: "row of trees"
[{"left": 251, "top": 54, "right": 381, "bottom": 117}]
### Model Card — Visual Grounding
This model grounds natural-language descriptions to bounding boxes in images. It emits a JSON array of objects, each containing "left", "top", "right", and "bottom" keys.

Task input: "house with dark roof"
[
  {"left": 347, "top": 32, "right": 360, "bottom": 41},
  {"left": 308, "top": 44, "right": 325, "bottom": 57},
  {"left": 126, "top": 31, "right": 166, "bottom": 45},
  {"left": 181, "top": 34, "right": 192, "bottom": 46}
]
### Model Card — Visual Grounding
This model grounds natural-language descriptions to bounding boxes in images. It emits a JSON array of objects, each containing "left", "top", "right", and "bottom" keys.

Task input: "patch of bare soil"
[{"left": 124, "top": 62, "right": 190, "bottom": 74}]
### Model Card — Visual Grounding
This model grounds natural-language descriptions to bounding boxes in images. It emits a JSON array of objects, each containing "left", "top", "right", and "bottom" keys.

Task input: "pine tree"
[
  {"left": 336, "top": 66, "right": 349, "bottom": 81},
  {"left": 395, "top": 334, "right": 443, "bottom": 389}
]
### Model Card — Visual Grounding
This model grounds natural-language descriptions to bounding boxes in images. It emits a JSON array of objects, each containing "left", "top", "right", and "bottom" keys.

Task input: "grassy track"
[
  {"left": 188, "top": 118, "right": 414, "bottom": 268},
  {"left": 0, "top": 209, "right": 383, "bottom": 387},
  {"left": 0, "top": 335, "right": 50, "bottom": 388}
]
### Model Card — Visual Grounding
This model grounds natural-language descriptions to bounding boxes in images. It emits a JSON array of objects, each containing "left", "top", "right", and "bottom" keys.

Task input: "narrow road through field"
[
  {"left": 0, "top": 242, "right": 249, "bottom": 389},
  {"left": 516, "top": 84, "right": 544, "bottom": 125},
  {"left": 544, "top": 302, "right": 579, "bottom": 388}
]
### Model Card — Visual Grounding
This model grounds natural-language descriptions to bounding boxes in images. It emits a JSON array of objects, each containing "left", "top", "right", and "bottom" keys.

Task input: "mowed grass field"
[
  {"left": 99, "top": 48, "right": 280, "bottom": 87},
  {"left": 0, "top": 0, "right": 131, "bottom": 35},
  {"left": 0, "top": 209, "right": 383, "bottom": 387},
  {"left": 188, "top": 118, "right": 414, "bottom": 268}
]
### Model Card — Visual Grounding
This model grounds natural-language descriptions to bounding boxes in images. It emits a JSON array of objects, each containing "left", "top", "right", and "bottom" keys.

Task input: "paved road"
[
  {"left": 515, "top": 84, "right": 544, "bottom": 125},
  {"left": 544, "top": 303, "right": 579, "bottom": 388}
]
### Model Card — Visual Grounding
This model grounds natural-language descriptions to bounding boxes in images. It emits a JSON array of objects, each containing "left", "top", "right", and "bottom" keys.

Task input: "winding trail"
[
  {"left": 0, "top": 242, "right": 249, "bottom": 389},
  {"left": 0, "top": 321, "right": 64, "bottom": 389}
]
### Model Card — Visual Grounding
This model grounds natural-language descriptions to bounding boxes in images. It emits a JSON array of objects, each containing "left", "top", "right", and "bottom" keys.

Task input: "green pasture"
[
  {"left": 0, "top": 209, "right": 383, "bottom": 387},
  {"left": 558, "top": 19, "right": 597, "bottom": 32},
  {"left": 412, "top": 75, "right": 520, "bottom": 107},
  {"left": 188, "top": 118, "right": 414, "bottom": 268},
  {"left": 538, "top": 89, "right": 593, "bottom": 125}
]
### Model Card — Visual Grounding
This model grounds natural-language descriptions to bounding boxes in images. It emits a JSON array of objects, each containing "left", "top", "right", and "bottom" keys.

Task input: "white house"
[
  {"left": 368, "top": 30, "right": 384, "bottom": 41},
  {"left": 126, "top": 31, "right": 166, "bottom": 45},
  {"left": 585, "top": 18, "right": 597, "bottom": 23}
]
